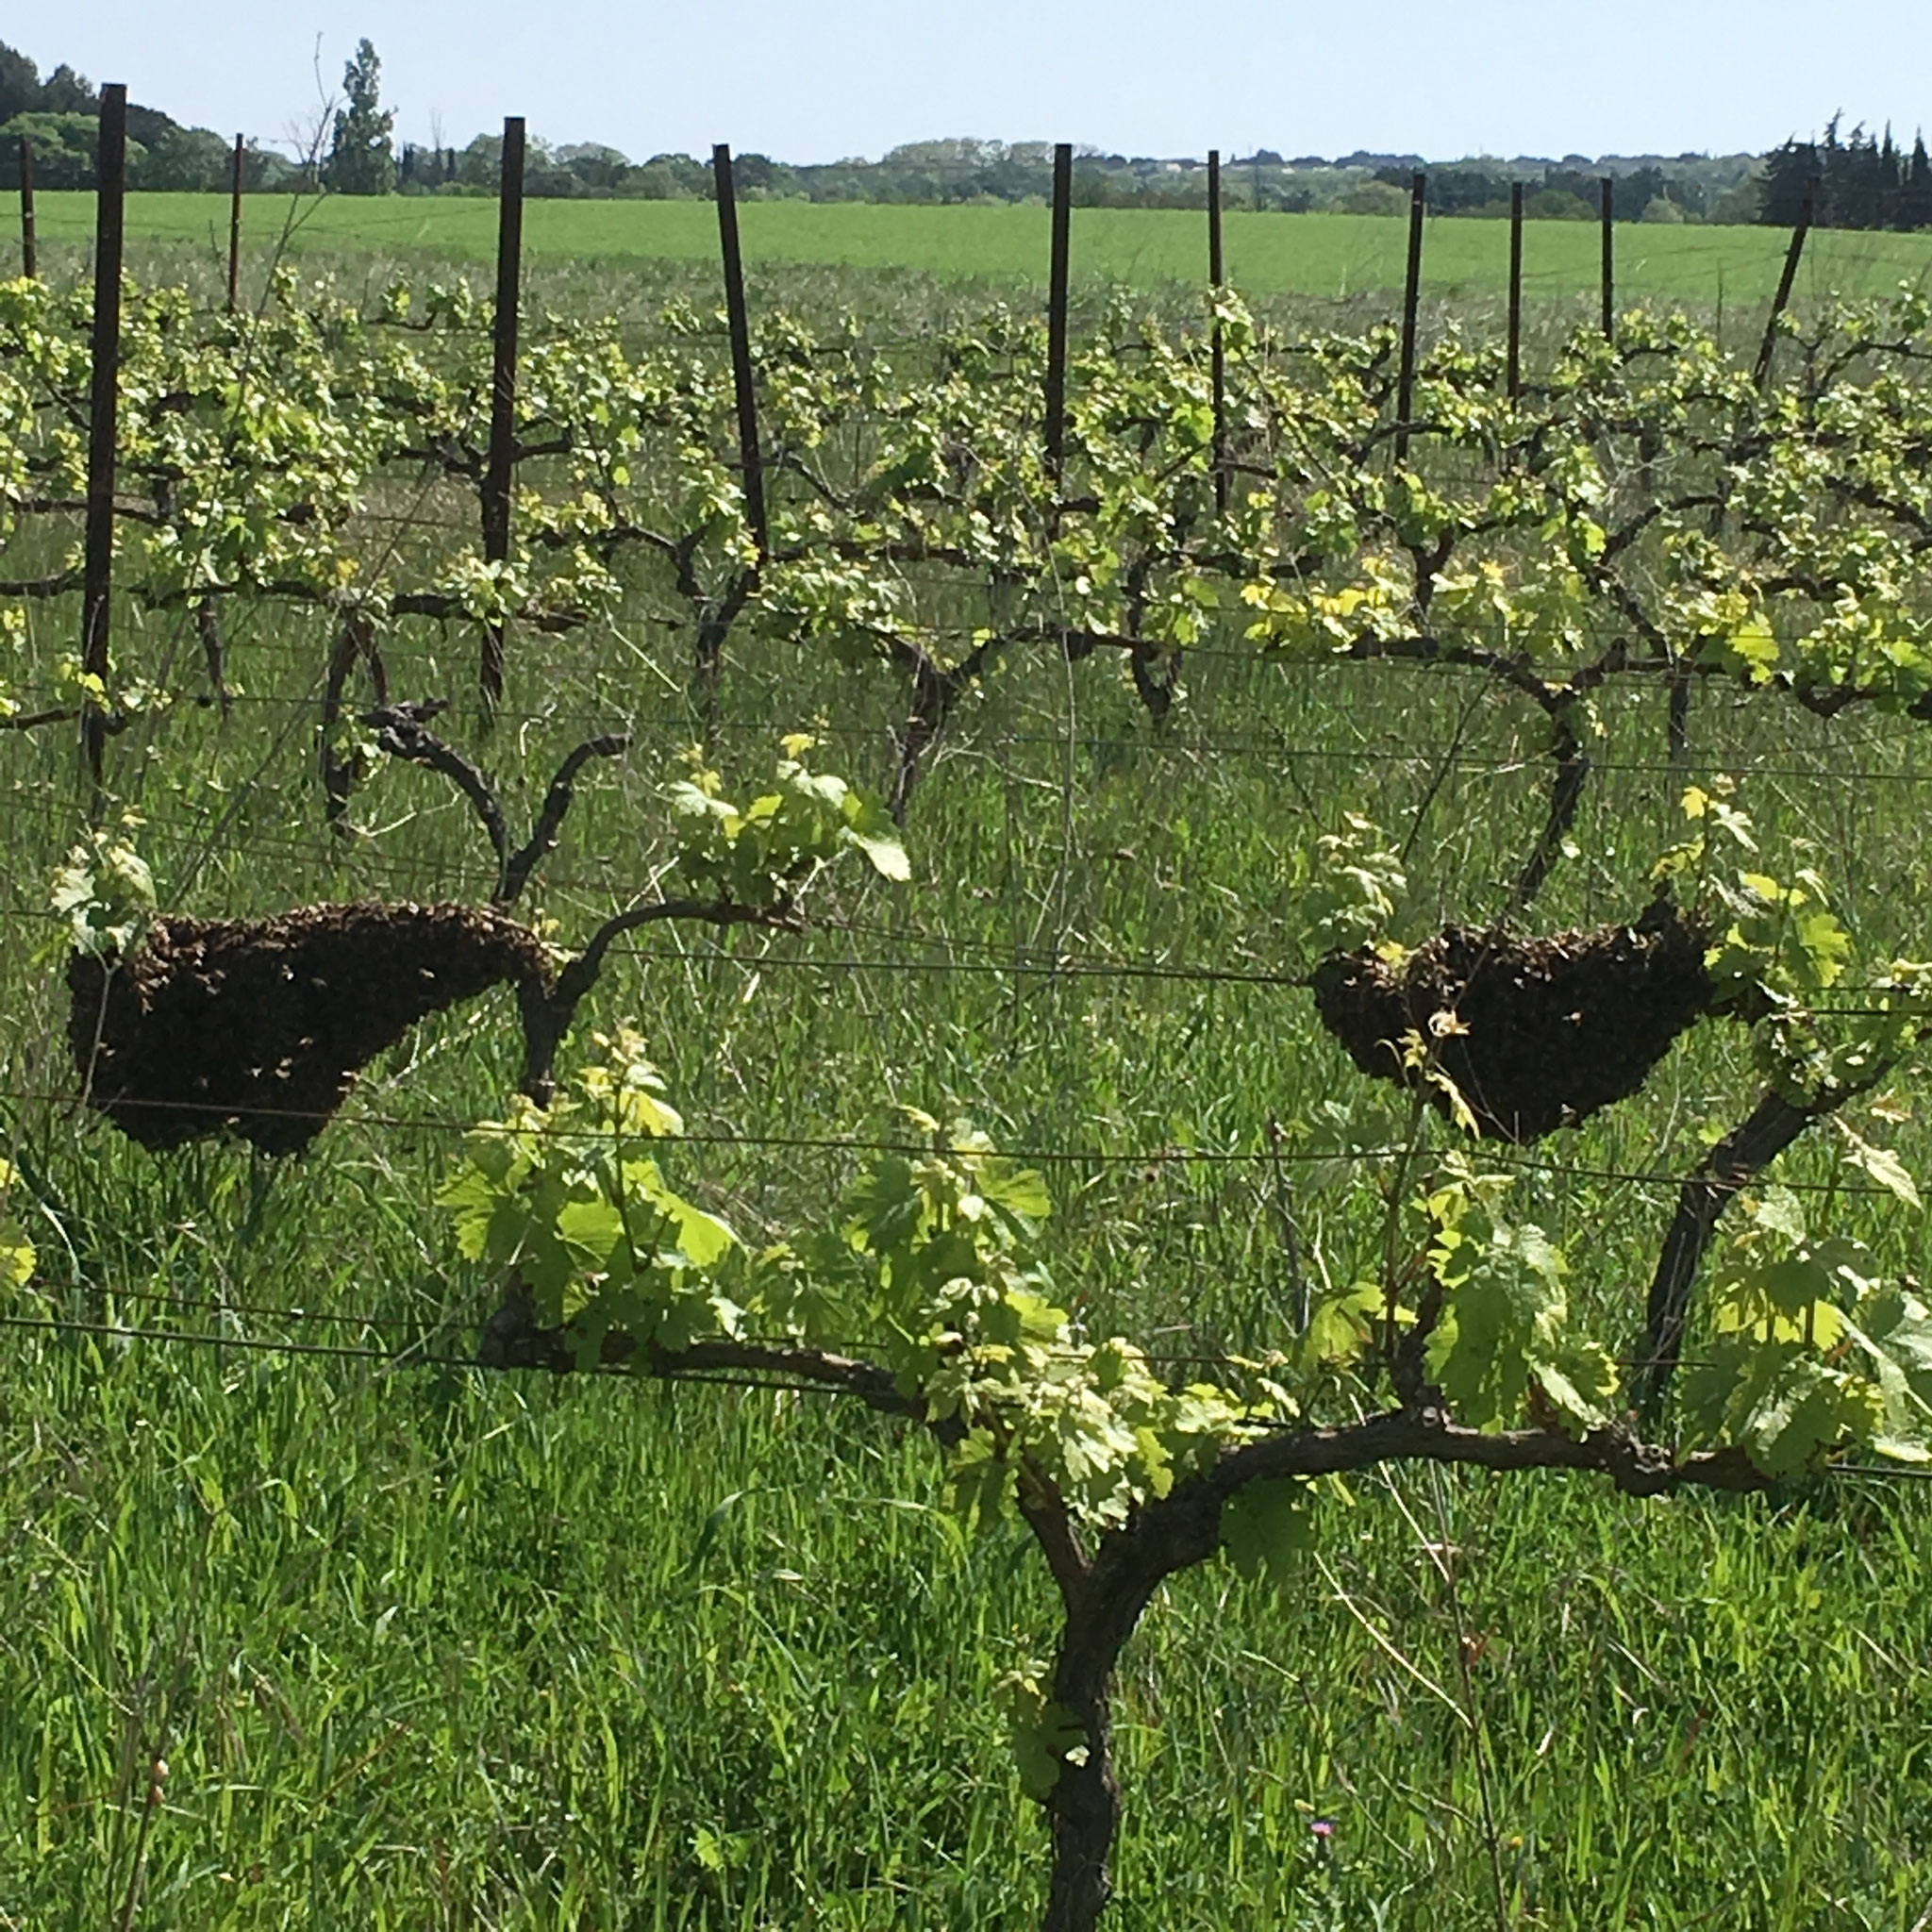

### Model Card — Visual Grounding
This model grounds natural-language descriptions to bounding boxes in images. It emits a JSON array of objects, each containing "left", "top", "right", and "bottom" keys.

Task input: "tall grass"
[{"left": 24, "top": 188, "right": 1932, "bottom": 308}]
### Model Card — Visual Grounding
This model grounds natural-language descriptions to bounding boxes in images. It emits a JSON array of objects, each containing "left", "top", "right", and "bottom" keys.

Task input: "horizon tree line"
[{"left": 7, "top": 35, "right": 1932, "bottom": 233}]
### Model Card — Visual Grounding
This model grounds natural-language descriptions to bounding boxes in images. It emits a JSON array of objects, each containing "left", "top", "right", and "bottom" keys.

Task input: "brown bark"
[
  {"left": 1635, "top": 1072, "right": 1886, "bottom": 1408},
  {"left": 360, "top": 703, "right": 626, "bottom": 906},
  {"left": 1027, "top": 1407, "right": 1766, "bottom": 1930},
  {"left": 516, "top": 897, "right": 799, "bottom": 1104}
]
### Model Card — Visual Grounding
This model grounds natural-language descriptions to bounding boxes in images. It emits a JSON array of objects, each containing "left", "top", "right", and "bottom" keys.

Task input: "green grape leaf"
[
  {"left": 0, "top": 1159, "right": 32, "bottom": 1291},
  {"left": 627, "top": 1162, "right": 738, "bottom": 1267},
  {"left": 841, "top": 794, "right": 911, "bottom": 881},
  {"left": 946, "top": 1429, "right": 1016, "bottom": 1533},
  {"left": 1533, "top": 1341, "right": 1619, "bottom": 1434},
  {"left": 1425, "top": 1221, "right": 1566, "bottom": 1431},
  {"left": 1836, "top": 1124, "right": 1922, "bottom": 1209},
  {"left": 995, "top": 1669, "right": 1089, "bottom": 1801},
  {"left": 1222, "top": 1476, "right": 1313, "bottom": 1588},
  {"left": 554, "top": 1196, "right": 630, "bottom": 1273},
  {"left": 975, "top": 1158, "right": 1052, "bottom": 1222}
]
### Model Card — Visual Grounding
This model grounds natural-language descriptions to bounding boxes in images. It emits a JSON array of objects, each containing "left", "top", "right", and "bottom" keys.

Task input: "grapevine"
[{"left": 10, "top": 258, "right": 1932, "bottom": 1928}]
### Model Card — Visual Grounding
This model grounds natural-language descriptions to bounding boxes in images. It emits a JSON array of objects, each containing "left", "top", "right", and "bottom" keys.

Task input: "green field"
[
  {"left": 22, "top": 188, "right": 1932, "bottom": 307},
  {"left": 7, "top": 243, "right": 1932, "bottom": 1931}
]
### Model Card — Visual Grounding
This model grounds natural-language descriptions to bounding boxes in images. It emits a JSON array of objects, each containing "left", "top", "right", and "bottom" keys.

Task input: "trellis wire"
[
  {"left": 0, "top": 1080, "right": 1910, "bottom": 1199},
  {"left": 6, "top": 1313, "right": 1930, "bottom": 1484}
]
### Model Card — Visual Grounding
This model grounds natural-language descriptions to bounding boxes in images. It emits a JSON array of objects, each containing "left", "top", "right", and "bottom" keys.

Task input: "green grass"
[
  {"left": 6, "top": 265, "right": 1932, "bottom": 1927},
  {"left": 21, "top": 189, "right": 1932, "bottom": 306},
  {"left": 8, "top": 623, "right": 1932, "bottom": 1925}
]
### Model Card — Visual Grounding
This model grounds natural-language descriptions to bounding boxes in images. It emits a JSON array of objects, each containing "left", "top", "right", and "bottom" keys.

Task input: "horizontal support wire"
[
  {"left": 5, "top": 706, "right": 1932, "bottom": 789},
  {"left": 0, "top": 1082, "right": 1906, "bottom": 1194},
  {"left": 0, "top": 895, "right": 1918, "bottom": 1008},
  {"left": 0, "top": 1287, "right": 1400, "bottom": 1372},
  {"left": 22, "top": 1279, "right": 490, "bottom": 1334},
  {"left": 0, "top": 896, "right": 1316, "bottom": 989},
  {"left": 0, "top": 1284, "right": 1809, "bottom": 1380},
  {"left": 5, "top": 1311, "right": 1930, "bottom": 1481}
]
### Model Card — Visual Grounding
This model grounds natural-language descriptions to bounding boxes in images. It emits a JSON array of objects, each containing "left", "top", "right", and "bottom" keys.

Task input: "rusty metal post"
[
  {"left": 81, "top": 86, "right": 127, "bottom": 794},
  {"left": 1507, "top": 180, "right": 1524, "bottom": 402},
  {"left": 1755, "top": 180, "right": 1815, "bottom": 391},
  {"left": 18, "top": 135, "right": 35, "bottom": 279},
  {"left": 1045, "top": 142, "right": 1073, "bottom": 487},
  {"left": 1395, "top": 171, "right": 1424, "bottom": 461},
  {"left": 226, "top": 134, "right": 244, "bottom": 312},
  {"left": 1208, "top": 147, "right": 1226, "bottom": 512},
  {"left": 1600, "top": 175, "right": 1615, "bottom": 340},
  {"left": 480, "top": 115, "right": 525, "bottom": 710},
  {"left": 712, "top": 143, "right": 769, "bottom": 563}
]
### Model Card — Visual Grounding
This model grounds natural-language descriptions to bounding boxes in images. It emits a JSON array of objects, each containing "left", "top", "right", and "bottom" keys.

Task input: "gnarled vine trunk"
[
  {"left": 1030, "top": 1478, "right": 1226, "bottom": 1931},
  {"left": 1042, "top": 1574, "right": 1151, "bottom": 1932}
]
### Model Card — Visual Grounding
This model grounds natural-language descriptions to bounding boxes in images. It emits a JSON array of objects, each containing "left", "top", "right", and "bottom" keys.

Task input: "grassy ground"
[
  {"left": 19, "top": 189, "right": 1932, "bottom": 308},
  {"left": 4, "top": 262, "right": 1932, "bottom": 1927}
]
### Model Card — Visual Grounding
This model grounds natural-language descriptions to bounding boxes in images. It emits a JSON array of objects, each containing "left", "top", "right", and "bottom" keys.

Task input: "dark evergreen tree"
[
  {"left": 125, "top": 103, "right": 183, "bottom": 152},
  {"left": 0, "top": 40, "right": 40, "bottom": 123},
  {"left": 1903, "top": 133, "right": 1932, "bottom": 230},
  {"left": 37, "top": 62, "right": 94, "bottom": 113},
  {"left": 1842, "top": 123, "right": 1886, "bottom": 227},
  {"left": 1760, "top": 137, "right": 1821, "bottom": 225},
  {"left": 323, "top": 39, "right": 395, "bottom": 195},
  {"left": 1814, "top": 111, "right": 1845, "bottom": 225}
]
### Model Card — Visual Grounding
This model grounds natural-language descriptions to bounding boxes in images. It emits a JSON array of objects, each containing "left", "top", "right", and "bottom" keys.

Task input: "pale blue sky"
[{"left": 11, "top": 2, "right": 1930, "bottom": 165}]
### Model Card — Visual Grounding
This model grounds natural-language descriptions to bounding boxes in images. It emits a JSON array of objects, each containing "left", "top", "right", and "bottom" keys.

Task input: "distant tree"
[
  {"left": 555, "top": 142, "right": 631, "bottom": 193},
  {"left": 1071, "top": 165, "right": 1131, "bottom": 208},
  {"left": 728, "top": 152, "right": 791, "bottom": 195},
  {"left": 245, "top": 144, "right": 299, "bottom": 192},
  {"left": 885, "top": 138, "right": 1005, "bottom": 168},
  {"left": 452, "top": 132, "right": 502, "bottom": 192},
  {"left": 525, "top": 142, "right": 591, "bottom": 200},
  {"left": 627, "top": 153, "right": 709, "bottom": 200},
  {"left": 1619, "top": 167, "right": 1669, "bottom": 221},
  {"left": 1378, "top": 165, "right": 1513, "bottom": 216},
  {"left": 133, "top": 125, "right": 234, "bottom": 192},
  {"left": 1709, "top": 177, "right": 1761, "bottom": 225},
  {"left": 125, "top": 103, "right": 184, "bottom": 152},
  {"left": 1641, "top": 194, "right": 1687, "bottom": 224},
  {"left": 0, "top": 40, "right": 40, "bottom": 123},
  {"left": 1828, "top": 122, "right": 1888, "bottom": 228},
  {"left": 1541, "top": 166, "right": 1662, "bottom": 222},
  {"left": 1903, "top": 134, "right": 1932, "bottom": 231},
  {"left": 37, "top": 62, "right": 95, "bottom": 114},
  {"left": 0, "top": 109, "right": 138, "bottom": 189},
  {"left": 1753, "top": 114, "right": 1932, "bottom": 231},
  {"left": 1877, "top": 125, "right": 1903, "bottom": 226},
  {"left": 1758, "top": 136, "right": 1817, "bottom": 225},
  {"left": 397, "top": 142, "right": 463, "bottom": 193},
  {"left": 1341, "top": 179, "right": 1408, "bottom": 216},
  {"left": 1816, "top": 112, "right": 1848, "bottom": 225},
  {"left": 1524, "top": 187, "right": 1594, "bottom": 221},
  {"left": 1665, "top": 173, "right": 1711, "bottom": 218},
  {"left": 324, "top": 39, "right": 394, "bottom": 195}
]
